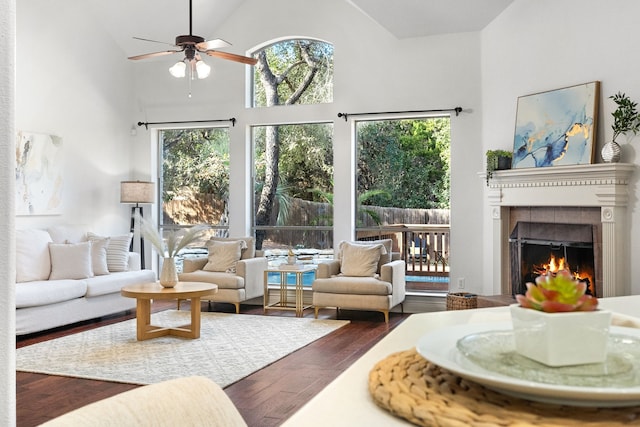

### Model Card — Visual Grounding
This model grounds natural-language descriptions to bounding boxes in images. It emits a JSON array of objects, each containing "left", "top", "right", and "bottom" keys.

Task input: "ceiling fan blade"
[
  {"left": 196, "top": 38, "right": 232, "bottom": 50},
  {"left": 203, "top": 50, "right": 258, "bottom": 65},
  {"left": 133, "top": 36, "right": 176, "bottom": 47},
  {"left": 128, "top": 50, "right": 181, "bottom": 61}
]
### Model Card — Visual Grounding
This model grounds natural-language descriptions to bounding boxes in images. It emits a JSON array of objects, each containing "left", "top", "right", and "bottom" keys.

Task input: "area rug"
[{"left": 16, "top": 310, "right": 349, "bottom": 387}]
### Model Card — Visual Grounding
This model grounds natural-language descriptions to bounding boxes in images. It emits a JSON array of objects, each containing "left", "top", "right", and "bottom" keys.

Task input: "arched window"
[
  {"left": 250, "top": 38, "right": 334, "bottom": 259},
  {"left": 252, "top": 38, "right": 333, "bottom": 107}
]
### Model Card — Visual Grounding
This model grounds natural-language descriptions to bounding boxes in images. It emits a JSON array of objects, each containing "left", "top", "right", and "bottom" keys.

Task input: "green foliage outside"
[
  {"left": 161, "top": 128, "right": 230, "bottom": 203},
  {"left": 159, "top": 37, "right": 451, "bottom": 242},
  {"left": 254, "top": 123, "right": 333, "bottom": 202},
  {"left": 357, "top": 118, "right": 451, "bottom": 210},
  {"left": 253, "top": 39, "right": 333, "bottom": 107}
]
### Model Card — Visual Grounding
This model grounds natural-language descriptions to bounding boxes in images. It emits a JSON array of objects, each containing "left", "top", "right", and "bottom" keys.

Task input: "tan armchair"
[
  {"left": 178, "top": 237, "right": 268, "bottom": 313},
  {"left": 312, "top": 239, "right": 405, "bottom": 323}
]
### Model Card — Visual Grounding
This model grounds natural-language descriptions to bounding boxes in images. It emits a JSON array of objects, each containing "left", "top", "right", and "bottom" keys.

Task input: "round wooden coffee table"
[{"left": 121, "top": 282, "right": 217, "bottom": 341}]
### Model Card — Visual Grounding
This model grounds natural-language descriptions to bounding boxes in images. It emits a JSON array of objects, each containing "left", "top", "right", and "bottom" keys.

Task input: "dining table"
[{"left": 282, "top": 294, "right": 640, "bottom": 426}]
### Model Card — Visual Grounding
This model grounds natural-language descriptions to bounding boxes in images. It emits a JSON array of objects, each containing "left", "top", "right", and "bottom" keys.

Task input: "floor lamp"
[{"left": 120, "top": 181, "right": 155, "bottom": 269}]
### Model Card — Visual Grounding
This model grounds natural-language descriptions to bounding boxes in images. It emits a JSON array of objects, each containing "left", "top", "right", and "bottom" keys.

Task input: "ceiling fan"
[{"left": 128, "top": 0, "right": 258, "bottom": 75}]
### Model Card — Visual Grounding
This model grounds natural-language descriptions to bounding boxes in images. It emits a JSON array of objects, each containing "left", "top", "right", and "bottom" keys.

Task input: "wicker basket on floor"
[{"left": 446, "top": 292, "right": 477, "bottom": 310}]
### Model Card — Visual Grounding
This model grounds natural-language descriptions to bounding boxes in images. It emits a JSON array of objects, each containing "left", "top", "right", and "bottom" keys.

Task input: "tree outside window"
[
  {"left": 252, "top": 38, "right": 334, "bottom": 254},
  {"left": 160, "top": 127, "right": 230, "bottom": 230},
  {"left": 356, "top": 118, "right": 451, "bottom": 292}
]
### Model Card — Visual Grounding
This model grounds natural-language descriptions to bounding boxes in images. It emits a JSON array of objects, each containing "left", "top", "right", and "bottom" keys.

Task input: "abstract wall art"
[
  {"left": 15, "top": 131, "right": 63, "bottom": 215},
  {"left": 512, "top": 81, "right": 599, "bottom": 168}
]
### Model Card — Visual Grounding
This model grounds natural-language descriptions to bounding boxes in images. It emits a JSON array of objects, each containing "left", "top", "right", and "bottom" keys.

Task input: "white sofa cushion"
[
  {"left": 85, "top": 269, "right": 156, "bottom": 297},
  {"left": 49, "top": 242, "right": 93, "bottom": 280},
  {"left": 16, "top": 279, "right": 88, "bottom": 308},
  {"left": 16, "top": 229, "right": 53, "bottom": 283},
  {"left": 88, "top": 232, "right": 132, "bottom": 272},
  {"left": 90, "top": 237, "right": 110, "bottom": 276},
  {"left": 47, "top": 225, "right": 88, "bottom": 243}
]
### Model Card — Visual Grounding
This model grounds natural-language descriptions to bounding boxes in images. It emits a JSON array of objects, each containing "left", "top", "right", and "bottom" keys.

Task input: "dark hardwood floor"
[{"left": 16, "top": 302, "right": 409, "bottom": 427}]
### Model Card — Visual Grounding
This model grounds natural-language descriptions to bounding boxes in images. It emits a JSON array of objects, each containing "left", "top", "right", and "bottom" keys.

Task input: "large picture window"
[
  {"left": 355, "top": 117, "right": 451, "bottom": 292},
  {"left": 253, "top": 123, "right": 333, "bottom": 261},
  {"left": 158, "top": 127, "right": 231, "bottom": 267}
]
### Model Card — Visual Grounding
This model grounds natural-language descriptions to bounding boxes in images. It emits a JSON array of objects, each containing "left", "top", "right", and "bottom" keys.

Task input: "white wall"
[
  {"left": 132, "top": 0, "right": 485, "bottom": 293},
  {"left": 16, "top": 0, "right": 138, "bottom": 235},
  {"left": 481, "top": 0, "right": 640, "bottom": 295},
  {"left": 0, "top": 0, "right": 16, "bottom": 423}
]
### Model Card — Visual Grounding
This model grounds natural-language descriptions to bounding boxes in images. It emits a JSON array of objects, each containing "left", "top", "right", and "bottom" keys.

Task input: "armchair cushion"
[
  {"left": 178, "top": 270, "right": 245, "bottom": 289},
  {"left": 312, "top": 276, "right": 392, "bottom": 295},
  {"left": 208, "top": 236, "right": 255, "bottom": 259},
  {"left": 203, "top": 240, "right": 246, "bottom": 273},
  {"left": 338, "top": 240, "right": 388, "bottom": 277}
]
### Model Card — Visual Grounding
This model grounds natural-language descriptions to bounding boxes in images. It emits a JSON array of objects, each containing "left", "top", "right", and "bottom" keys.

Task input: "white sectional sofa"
[{"left": 15, "top": 226, "right": 156, "bottom": 335}]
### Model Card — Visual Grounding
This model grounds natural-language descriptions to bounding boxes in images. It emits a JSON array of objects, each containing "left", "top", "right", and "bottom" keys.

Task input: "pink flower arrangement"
[{"left": 515, "top": 270, "right": 598, "bottom": 313}]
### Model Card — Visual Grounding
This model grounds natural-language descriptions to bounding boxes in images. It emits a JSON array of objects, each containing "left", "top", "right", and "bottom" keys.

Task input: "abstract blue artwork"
[{"left": 512, "top": 82, "right": 599, "bottom": 168}]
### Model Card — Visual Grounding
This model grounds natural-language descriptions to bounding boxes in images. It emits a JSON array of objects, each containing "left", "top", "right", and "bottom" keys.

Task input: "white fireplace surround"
[{"left": 487, "top": 163, "right": 636, "bottom": 298}]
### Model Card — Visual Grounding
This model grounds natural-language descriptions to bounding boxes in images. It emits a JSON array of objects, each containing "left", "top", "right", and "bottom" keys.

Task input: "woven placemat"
[{"left": 369, "top": 348, "right": 640, "bottom": 426}]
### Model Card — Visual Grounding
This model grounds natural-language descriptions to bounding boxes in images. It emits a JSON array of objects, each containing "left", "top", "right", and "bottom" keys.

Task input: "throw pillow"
[
  {"left": 339, "top": 241, "right": 387, "bottom": 277},
  {"left": 90, "top": 237, "right": 110, "bottom": 276},
  {"left": 15, "top": 229, "right": 53, "bottom": 283},
  {"left": 87, "top": 232, "right": 132, "bottom": 272},
  {"left": 207, "top": 236, "right": 255, "bottom": 259},
  {"left": 203, "top": 240, "right": 246, "bottom": 273},
  {"left": 349, "top": 238, "right": 393, "bottom": 271},
  {"left": 49, "top": 242, "right": 93, "bottom": 280}
]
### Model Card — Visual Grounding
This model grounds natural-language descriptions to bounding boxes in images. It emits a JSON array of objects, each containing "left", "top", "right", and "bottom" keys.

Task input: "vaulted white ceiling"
[
  {"left": 349, "top": 0, "right": 514, "bottom": 38},
  {"left": 86, "top": 0, "right": 513, "bottom": 57}
]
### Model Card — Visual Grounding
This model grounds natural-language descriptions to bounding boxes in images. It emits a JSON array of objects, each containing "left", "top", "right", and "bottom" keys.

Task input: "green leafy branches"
[{"left": 610, "top": 92, "right": 640, "bottom": 142}]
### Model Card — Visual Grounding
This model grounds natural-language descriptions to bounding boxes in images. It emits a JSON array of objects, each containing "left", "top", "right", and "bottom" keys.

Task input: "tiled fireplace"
[{"left": 487, "top": 163, "right": 635, "bottom": 297}]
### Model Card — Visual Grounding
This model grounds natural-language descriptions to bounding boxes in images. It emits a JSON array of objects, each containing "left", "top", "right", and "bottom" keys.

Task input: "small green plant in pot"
[
  {"left": 603, "top": 92, "right": 640, "bottom": 162},
  {"left": 511, "top": 270, "right": 610, "bottom": 367},
  {"left": 515, "top": 270, "right": 598, "bottom": 312},
  {"left": 611, "top": 92, "right": 640, "bottom": 143},
  {"left": 485, "top": 149, "right": 512, "bottom": 185}
]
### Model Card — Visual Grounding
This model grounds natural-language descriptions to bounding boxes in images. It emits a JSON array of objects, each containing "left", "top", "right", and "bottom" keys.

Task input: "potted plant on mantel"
[
  {"left": 602, "top": 91, "right": 640, "bottom": 163},
  {"left": 511, "top": 270, "right": 610, "bottom": 367},
  {"left": 485, "top": 149, "right": 513, "bottom": 185}
]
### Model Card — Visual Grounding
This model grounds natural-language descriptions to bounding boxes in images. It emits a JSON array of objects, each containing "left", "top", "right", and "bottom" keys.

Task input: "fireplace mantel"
[
  {"left": 486, "top": 163, "right": 636, "bottom": 297},
  {"left": 487, "top": 163, "right": 636, "bottom": 207}
]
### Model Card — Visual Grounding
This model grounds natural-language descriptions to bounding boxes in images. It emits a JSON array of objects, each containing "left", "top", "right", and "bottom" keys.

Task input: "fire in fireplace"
[{"left": 509, "top": 222, "right": 596, "bottom": 297}]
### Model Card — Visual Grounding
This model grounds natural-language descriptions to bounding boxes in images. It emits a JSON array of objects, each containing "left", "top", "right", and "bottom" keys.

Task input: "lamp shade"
[{"left": 120, "top": 181, "right": 155, "bottom": 204}]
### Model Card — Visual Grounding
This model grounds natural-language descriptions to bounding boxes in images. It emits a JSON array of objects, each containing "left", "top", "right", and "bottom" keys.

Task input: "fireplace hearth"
[
  {"left": 509, "top": 222, "right": 596, "bottom": 297},
  {"left": 486, "top": 163, "right": 635, "bottom": 298}
]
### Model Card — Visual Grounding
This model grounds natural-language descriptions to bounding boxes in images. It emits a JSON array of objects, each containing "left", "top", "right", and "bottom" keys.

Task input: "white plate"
[{"left": 416, "top": 322, "right": 640, "bottom": 407}]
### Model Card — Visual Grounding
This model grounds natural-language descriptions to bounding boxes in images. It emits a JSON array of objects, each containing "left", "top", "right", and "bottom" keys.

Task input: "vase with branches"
[
  {"left": 603, "top": 92, "right": 640, "bottom": 162},
  {"left": 137, "top": 214, "right": 208, "bottom": 287}
]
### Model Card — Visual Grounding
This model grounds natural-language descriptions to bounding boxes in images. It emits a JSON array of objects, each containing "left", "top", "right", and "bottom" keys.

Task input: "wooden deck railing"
[{"left": 356, "top": 224, "right": 450, "bottom": 276}]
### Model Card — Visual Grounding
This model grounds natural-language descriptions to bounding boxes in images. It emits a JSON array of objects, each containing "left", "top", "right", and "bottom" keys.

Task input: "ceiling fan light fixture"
[
  {"left": 195, "top": 59, "right": 211, "bottom": 79},
  {"left": 169, "top": 60, "right": 187, "bottom": 78}
]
